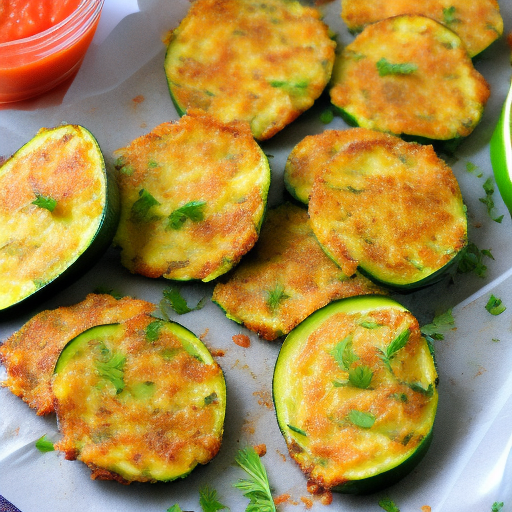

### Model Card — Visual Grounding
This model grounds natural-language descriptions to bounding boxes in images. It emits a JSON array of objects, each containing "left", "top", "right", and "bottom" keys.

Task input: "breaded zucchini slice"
[
  {"left": 273, "top": 296, "right": 438, "bottom": 493},
  {"left": 164, "top": 0, "right": 336, "bottom": 141},
  {"left": 53, "top": 317, "right": 226, "bottom": 484},
  {"left": 284, "top": 128, "right": 392, "bottom": 204},
  {"left": 0, "top": 125, "right": 119, "bottom": 316},
  {"left": 212, "top": 203, "right": 384, "bottom": 341},
  {"left": 308, "top": 136, "right": 467, "bottom": 289},
  {"left": 341, "top": 0, "right": 503, "bottom": 58},
  {"left": 113, "top": 111, "right": 270, "bottom": 282},
  {"left": 330, "top": 15, "right": 490, "bottom": 142},
  {"left": 0, "top": 294, "right": 155, "bottom": 415}
]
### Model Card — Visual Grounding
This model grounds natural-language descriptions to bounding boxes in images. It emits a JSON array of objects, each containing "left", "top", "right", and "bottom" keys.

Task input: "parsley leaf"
[
  {"left": 348, "top": 365, "right": 373, "bottom": 389},
  {"left": 376, "top": 58, "right": 417, "bottom": 77},
  {"left": 320, "top": 109, "right": 334, "bottom": 124},
  {"left": 348, "top": 409, "right": 376, "bottom": 429},
  {"left": 421, "top": 309, "right": 455, "bottom": 341},
  {"left": 442, "top": 6, "right": 459, "bottom": 24},
  {"left": 32, "top": 194, "right": 57, "bottom": 212},
  {"left": 479, "top": 177, "right": 504, "bottom": 223},
  {"left": 492, "top": 502, "right": 504, "bottom": 512},
  {"left": 331, "top": 335, "right": 358, "bottom": 370},
  {"left": 145, "top": 320, "right": 164, "bottom": 342},
  {"left": 408, "top": 382, "right": 434, "bottom": 397},
  {"left": 130, "top": 188, "right": 160, "bottom": 223},
  {"left": 167, "top": 200, "right": 206, "bottom": 230},
  {"left": 95, "top": 349, "right": 126, "bottom": 394},
  {"left": 266, "top": 283, "right": 289, "bottom": 312},
  {"left": 35, "top": 434, "right": 55, "bottom": 453},
  {"left": 166, "top": 505, "right": 183, "bottom": 512},
  {"left": 466, "top": 161, "right": 483, "bottom": 178},
  {"left": 161, "top": 286, "right": 207, "bottom": 316},
  {"left": 379, "top": 498, "right": 400, "bottom": 512},
  {"left": 380, "top": 329, "right": 410, "bottom": 370},
  {"left": 457, "top": 242, "right": 493, "bottom": 278},
  {"left": 485, "top": 295, "right": 506, "bottom": 316},
  {"left": 199, "top": 484, "right": 227, "bottom": 512},
  {"left": 234, "top": 446, "right": 276, "bottom": 512},
  {"left": 288, "top": 424, "right": 307, "bottom": 436}
]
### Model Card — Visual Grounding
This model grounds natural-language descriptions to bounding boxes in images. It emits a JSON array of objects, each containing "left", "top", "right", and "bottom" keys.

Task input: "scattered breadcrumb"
[
  {"left": 232, "top": 333, "right": 251, "bottom": 348},
  {"left": 253, "top": 444, "right": 267, "bottom": 457}
]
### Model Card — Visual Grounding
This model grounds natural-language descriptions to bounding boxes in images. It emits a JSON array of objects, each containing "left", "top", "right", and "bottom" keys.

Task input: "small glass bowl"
[{"left": 0, "top": 0, "right": 105, "bottom": 104}]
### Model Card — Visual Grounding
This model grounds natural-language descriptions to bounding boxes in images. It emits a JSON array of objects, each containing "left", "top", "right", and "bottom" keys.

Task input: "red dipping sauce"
[{"left": 0, "top": 0, "right": 104, "bottom": 103}]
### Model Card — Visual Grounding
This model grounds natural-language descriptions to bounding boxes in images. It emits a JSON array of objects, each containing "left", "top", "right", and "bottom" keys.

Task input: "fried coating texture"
[
  {"left": 113, "top": 111, "right": 270, "bottom": 282},
  {"left": 0, "top": 293, "right": 155, "bottom": 415},
  {"left": 53, "top": 316, "right": 226, "bottom": 483},
  {"left": 308, "top": 136, "right": 467, "bottom": 286},
  {"left": 212, "top": 203, "right": 385, "bottom": 340},
  {"left": 341, "top": 0, "right": 503, "bottom": 58},
  {"left": 330, "top": 15, "right": 490, "bottom": 141},
  {"left": 164, "top": 0, "right": 336, "bottom": 140}
]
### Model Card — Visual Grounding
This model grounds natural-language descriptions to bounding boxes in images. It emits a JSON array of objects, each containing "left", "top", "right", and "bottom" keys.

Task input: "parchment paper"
[{"left": 1, "top": 1, "right": 512, "bottom": 511}]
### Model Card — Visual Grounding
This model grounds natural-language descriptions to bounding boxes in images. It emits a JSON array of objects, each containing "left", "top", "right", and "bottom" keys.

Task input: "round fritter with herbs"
[
  {"left": 273, "top": 296, "right": 438, "bottom": 493},
  {"left": 53, "top": 317, "right": 226, "bottom": 484},
  {"left": 341, "top": 0, "right": 503, "bottom": 58},
  {"left": 0, "top": 293, "right": 155, "bottom": 415},
  {"left": 330, "top": 15, "right": 490, "bottom": 141},
  {"left": 212, "top": 203, "right": 384, "bottom": 341},
  {"left": 164, "top": 0, "right": 336, "bottom": 141},
  {"left": 308, "top": 136, "right": 467, "bottom": 289},
  {"left": 0, "top": 125, "right": 118, "bottom": 315},
  {"left": 113, "top": 111, "right": 270, "bottom": 282},
  {"left": 284, "top": 128, "right": 392, "bottom": 204}
]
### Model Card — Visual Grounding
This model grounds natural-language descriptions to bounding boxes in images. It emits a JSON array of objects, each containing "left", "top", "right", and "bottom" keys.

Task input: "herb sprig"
[
  {"left": 32, "top": 194, "right": 57, "bottom": 212},
  {"left": 376, "top": 58, "right": 417, "bottom": 77},
  {"left": 167, "top": 200, "right": 207, "bottom": 230},
  {"left": 35, "top": 434, "right": 55, "bottom": 453}
]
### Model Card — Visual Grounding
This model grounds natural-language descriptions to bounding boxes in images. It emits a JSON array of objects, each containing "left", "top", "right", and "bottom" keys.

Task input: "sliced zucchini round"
[
  {"left": 0, "top": 125, "right": 119, "bottom": 317},
  {"left": 330, "top": 15, "right": 490, "bottom": 142},
  {"left": 341, "top": 0, "right": 503, "bottom": 58},
  {"left": 53, "top": 316, "right": 226, "bottom": 483},
  {"left": 164, "top": 0, "right": 336, "bottom": 140},
  {"left": 113, "top": 110, "right": 270, "bottom": 282},
  {"left": 308, "top": 136, "right": 467, "bottom": 289},
  {"left": 273, "top": 295, "right": 438, "bottom": 494}
]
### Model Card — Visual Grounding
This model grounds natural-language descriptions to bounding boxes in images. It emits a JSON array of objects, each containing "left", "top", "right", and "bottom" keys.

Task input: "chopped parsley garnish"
[
  {"left": 35, "top": 434, "right": 55, "bottom": 453},
  {"left": 266, "top": 283, "right": 289, "bottom": 312},
  {"left": 466, "top": 161, "right": 483, "bottom": 178},
  {"left": 379, "top": 497, "right": 401, "bottom": 512},
  {"left": 166, "top": 505, "right": 183, "bottom": 512},
  {"left": 376, "top": 58, "right": 418, "bottom": 77},
  {"left": 320, "top": 108, "right": 334, "bottom": 124},
  {"left": 145, "top": 320, "right": 164, "bottom": 342},
  {"left": 485, "top": 295, "right": 506, "bottom": 316},
  {"left": 167, "top": 200, "right": 207, "bottom": 230},
  {"left": 492, "top": 502, "right": 504, "bottom": 512},
  {"left": 457, "top": 242, "right": 493, "bottom": 278},
  {"left": 331, "top": 335, "right": 359, "bottom": 370},
  {"left": 348, "top": 365, "right": 373, "bottom": 389},
  {"left": 442, "top": 6, "right": 459, "bottom": 25},
  {"left": 233, "top": 446, "right": 276, "bottom": 512},
  {"left": 408, "top": 382, "right": 434, "bottom": 397},
  {"left": 269, "top": 79, "right": 309, "bottom": 94},
  {"left": 288, "top": 424, "right": 307, "bottom": 436},
  {"left": 160, "top": 286, "right": 207, "bottom": 316},
  {"left": 95, "top": 349, "right": 126, "bottom": 394},
  {"left": 348, "top": 409, "right": 376, "bottom": 429},
  {"left": 32, "top": 194, "right": 57, "bottom": 212},
  {"left": 204, "top": 392, "right": 219, "bottom": 406},
  {"left": 479, "top": 177, "right": 504, "bottom": 223},
  {"left": 199, "top": 484, "right": 228, "bottom": 512},
  {"left": 379, "top": 329, "right": 410, "bottom": 370},
  {"left": 359, "top": 320, "right": 382, "bottom": 329},
  {"left": 130, "top": 188, "right": 160, "bottom": 223},
  {"left": 421, "top": 309, "right": 455, "bottom": 341}
]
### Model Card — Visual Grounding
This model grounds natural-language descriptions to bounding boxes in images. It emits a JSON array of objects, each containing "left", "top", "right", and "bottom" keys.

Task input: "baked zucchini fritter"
[
  {"left": 53, "top": 317, "right": 226, "bottom": 483},
  {"left": 273, "top": 296, "right": 438, "bottom": 493},
  {"left": 113, "top": 111, "right": 270, "bottom": 282},
  {"left": 284, "top": 128, "right": 392, "bottom": 204},
  {"left": 164, "top": 0, "right": 336, "bottom": 140},
  {"left": 330, "top": 15, "right": 490, "bottom": 141},
  {"left": 0, "top": 293, "right": 155, "bottom": 415},
  {"left": 212, "top": 203, "right": 384, "bottom": 341},
  {"left": 308, "top": 136, "right": 467, "bottom": 289},
  {"left": 341, "top": 0, "right": 503, "bottom": 58}
]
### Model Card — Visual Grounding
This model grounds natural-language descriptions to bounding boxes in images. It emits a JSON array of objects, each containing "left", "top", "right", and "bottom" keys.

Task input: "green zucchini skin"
[
  {"left": 0, "top": 126, "right": 119, "bottom": 320},
  {"left": 273, "top": 296, "right": 438, "bottom": 493}
]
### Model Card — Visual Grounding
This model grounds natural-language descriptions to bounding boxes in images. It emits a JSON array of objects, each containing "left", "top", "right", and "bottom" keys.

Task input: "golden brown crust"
[{"left": 0, "top": 293, "right": 155, "bottom": 415}]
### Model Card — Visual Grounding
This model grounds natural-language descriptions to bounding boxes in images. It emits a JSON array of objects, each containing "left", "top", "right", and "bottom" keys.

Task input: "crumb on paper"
[
  {"left": 475, "top": 365, "right": 487, "bottom": 377},
  {"left": 274, "top": 494, "right": 291, "bottom": 506},
  {"left": 301, "top": 496, "right": 314, "bottom": 509},
  {"left": 242, "top": 416, "right": 255, "bottom": 435},
  {"left": 253, "top": 443, "right": 267, "bottom": 457},
  {"left": 320, "top": 490, "right": 333, "bottom": 505},
  {"left": 200, "top": 328, "right": 209, "bottom": 340},
  {"left": 232, "top": 333, "right": 251, "bottom": 348},
  {"left": 253, "top": 389, "right": 274, "bottom": 410},
  {"left": 132, "top": 94, "right": 144, "bottom": 104},
  {"left": 307, "top": 480, "right": 325, "bottom": 495},
  {"left": 421, "top": 506, "right": 432, "bottom": 512},
  {"left": 162, "top": 29, "right": 174, "bottom": 46},
  {"left": 210, "top": 348, "right": 225, "bottom": 357},
  {"left": 140, "top": 122, "right": 147, "bottom": 129},
  {"left": 276, "top": 448, "right": 287, "bottom": 462}
]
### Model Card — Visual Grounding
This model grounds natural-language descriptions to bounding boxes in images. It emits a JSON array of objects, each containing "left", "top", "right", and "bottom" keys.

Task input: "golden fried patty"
[
  {"left": 308, "top": 136, "right": 467, "bottom": 287},
  {"left": 330, "top": 15, "right": 490, "bottom": 141},
  {"left": 284, "top": 128, "right": 392, "bottom": 204},
  {"left": 341, "top": 0, "right": 503, "bottom": 57},
  {"left": 113, "top": 111, "right": 270, "bottom": 282},
  {"left": 273, "top": 296, "right": 438, "bottom": 490},
  {"left": 164, "top": 0, "right": 336, "bottom": 140},
  {"left": 0, "top": 293, "right": 155, "bottom": 415},
  {"left": 212, "top": 203, "right": 384, "bottom": 340},
  {"left": 53, "top": 316, "right": 226, "bottom": 483},
  {"left": 0, "top": 125, "right": 107, "bottom": 311}
]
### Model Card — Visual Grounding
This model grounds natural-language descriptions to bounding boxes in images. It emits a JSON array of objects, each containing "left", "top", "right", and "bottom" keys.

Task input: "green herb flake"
[
  {"left": 378, "top": 498, "right": 400, "bottom": 512},
  {"left": 233, "top": 446, "right": 276, "bottom": 512},
  {"left": 492, "top": 502, "right": 504, "bottom": 512},
  {"left": 266, "top": 283, "right": 289, "bottom": 312},
  {"left": 359, "top": 320, "right": 382, "bottom": 329},
  {"left": 485, "top": 295, "right": 506, "bottom": 316},
  {"left": 376, "top": 58, "right": 418, "bottom": 77},
  {"left": 167, "top": 200, "right": 207, "bottom": 230},
  {"left": 95, "top": 350, "right": 126, "bottom": 394},
  {"left": 35, "top": 434, "right": 55, "bottom": 453},
  {"left": 348, "top": 409, "right": 376, "bottom": 429},
  {"left": 421, "top": 309, "right": 455, "bottom": 341},
  {"left": 288, "top": 424, "right": 307, "bottom": 436},
  {"left": 320, "top": 108, "right": 334, "bottom": 124},
  {"left": 166, "top": 505, "right": 183, "bottom": 512},
  {"left": 348, "top": 365, "right": 373, "bottom": 389},
  {"left": 204, "top": 392, "right": 219, "bottom": 406},
  {"left": 32, "top": 194, "right": 57, "bottom": 212},
  {"left": 457, "top": 242, "right": 493, "bottom": 277},
  {"left": 199, "top": 484, "right": 227, "bottom": 512},
  {"left": 466, "top": 161, "right": 483, "bottom": 177},
  {"left": 147, "top": 160, "right": 159, "bottom": 168},
  {"left": 161, "top": 286, "right": 206, "bottom": 315},
  {"left": 145, "top": 320, "right": 164, "bottom": 342},
  {"left": 408, "top": 382, "right": 434, "bottom": 397},
  {"left": 92, "top": 286, "right": 123, "bottom": 300},
  {"left": 130, "top": 188, "right": 160, "bottom": 223},
  {"left": 479, "top": 177, "right": 504, "bottom": 223},
  {"left": 442, "top": 6, "right": 459, "bottom": 24},
  {"left": 331, "top": 335, "right": 358, "bottom": 371}
]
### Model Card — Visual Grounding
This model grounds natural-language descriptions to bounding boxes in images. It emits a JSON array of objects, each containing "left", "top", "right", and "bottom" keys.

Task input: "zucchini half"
[
  {"left": 0, "top": 125, "right": 119, "bottom": 318},
  {"left": 53, "top": 317, "right": 226, "bottom": 483},
  {"left": 272, "top": 296, "right": 438, "bottom": 494}
]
